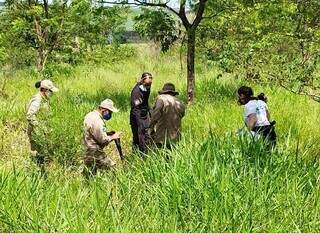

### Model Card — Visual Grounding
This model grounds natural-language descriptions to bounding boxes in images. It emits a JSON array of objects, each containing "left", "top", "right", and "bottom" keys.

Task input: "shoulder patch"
[{"left": 134, "top": 98, "right": 142, "bottom": 106}]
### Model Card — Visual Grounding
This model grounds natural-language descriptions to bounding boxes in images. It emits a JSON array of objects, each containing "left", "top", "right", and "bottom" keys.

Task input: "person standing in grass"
[
  {"left": 237, "top": 86, "right": 276, "bottom": 148},
  {"left": 83, "top": 99, "right": 121, "bottom": 175},
  {"left": 130, "top": 72, "right": 153, "bottom": 154},
  {"left": 149, "top": 83, "right": 185, "bottom": 149},
  {"left": 26, "top": 79, "right": 59, "bottom": 165}
]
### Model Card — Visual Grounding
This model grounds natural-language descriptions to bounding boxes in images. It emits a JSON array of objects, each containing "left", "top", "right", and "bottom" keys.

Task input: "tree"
[
  {"left": 0, "top": 0, "right": 129, "bottom": 71},
  {"left": 101, "top": 0, "right": 208, "bottom": 104},
  {"left": 200, "top": 0, "right": 320, "bottom": 102},
  {"left": 0, "top": 0, "right": 67, "bottom": 72},
  {"left": 67, "top": 0, "right": 128, "bottom": 49},
  {"left": 134, "top": 8, "right": 178, "bottom": 52}
]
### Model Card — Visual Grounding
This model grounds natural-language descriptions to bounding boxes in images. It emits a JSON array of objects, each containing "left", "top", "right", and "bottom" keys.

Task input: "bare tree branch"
[
  {"left": 267, "top": 72, "right": 320, "bottom": 103},
  {"left": 178, "top": 0, "right": 191, "bottom": 29},
  {"left": 280, "top": 82, "right": 320, "bottom": 102},
  {"left": 99, "top": 0, "right": 181, "bottom": 19},
  {"left": 192, "top": 0, "right": 207, "bottom": 28}
]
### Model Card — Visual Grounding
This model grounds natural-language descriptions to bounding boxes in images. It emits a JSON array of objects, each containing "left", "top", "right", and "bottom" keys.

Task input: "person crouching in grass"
[
  {"left": 237, "top": 86, "right": 276, "bottom": 149},
  {"left": 83, "top": 99, "right": 121, "bottom": 176}
]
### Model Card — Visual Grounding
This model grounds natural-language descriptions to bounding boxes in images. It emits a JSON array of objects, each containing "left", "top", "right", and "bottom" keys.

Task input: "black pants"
[
  {"left": 130, "top": 118, "right": 150, "bottom": 154},
  {"left": 253, "top": 125, "right": 277, "bottom": 149}
]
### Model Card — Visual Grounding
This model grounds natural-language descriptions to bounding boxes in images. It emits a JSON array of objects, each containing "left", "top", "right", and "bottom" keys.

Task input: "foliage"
[
  {"left": 0, "top": 52, "right": 320, "bottom": 230},
  {"left": 1, "top": 134, "right": 320, "bottom": 232},
  {"left": 199, "top": 0, "right": 320, "bottom": 100},
  {"left": 134, "top": 8, "right": 179, "bottom": 52},
  {"left": 0, "top": 0, "right": 129, "bottom": 71}
]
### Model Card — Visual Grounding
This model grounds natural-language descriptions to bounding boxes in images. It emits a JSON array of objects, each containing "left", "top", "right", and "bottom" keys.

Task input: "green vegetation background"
[{"left": 0, "top": 45, "right": 319, "bottom": 232}]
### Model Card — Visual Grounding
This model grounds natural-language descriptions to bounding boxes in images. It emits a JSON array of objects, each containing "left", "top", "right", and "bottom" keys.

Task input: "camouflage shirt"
[
  {"left": 83, "top": 110, "right": 112, "bottom": 151},
  {"left": 26, "top": 93, "right": 49, "bottom": 126}
]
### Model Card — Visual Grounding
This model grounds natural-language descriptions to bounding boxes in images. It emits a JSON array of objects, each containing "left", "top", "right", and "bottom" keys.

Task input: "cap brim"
[
  {"left": 51, "top": 87, "right": 59, "bottom": 92},
  {"left": 111, "top": 107, "right": 119, "bottom": 113},
  {"left": 104, "top": 106, "right": 119, "bottom": 113}
]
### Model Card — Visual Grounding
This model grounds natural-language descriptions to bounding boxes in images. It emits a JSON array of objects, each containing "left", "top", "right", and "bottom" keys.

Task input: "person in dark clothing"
[{"left": 130, "top": 72, "right": 153, "bottom": 154}]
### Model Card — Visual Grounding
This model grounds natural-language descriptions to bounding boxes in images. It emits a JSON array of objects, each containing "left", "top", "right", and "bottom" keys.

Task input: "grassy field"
[{"left": 0, "top": 46, "right": 320, "bottom": 232}]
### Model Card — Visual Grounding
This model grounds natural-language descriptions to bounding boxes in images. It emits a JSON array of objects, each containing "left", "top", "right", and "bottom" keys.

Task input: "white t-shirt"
[{"left": 244, "top": 100, "right": 270, "bottom": 127}]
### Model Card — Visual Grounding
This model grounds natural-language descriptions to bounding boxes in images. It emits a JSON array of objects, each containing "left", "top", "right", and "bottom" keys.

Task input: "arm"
[
  {"left": 91, "top": 122, "right": 113, "bottom": 147},
  {"left": 26, "top": 99, "right": 41, "bottom": 126},
  {"left": 131, "top": 90, "right": 146, "bottom": 126},
  {"left": 179, "top": 102, "right": 186, "bottom": 118},
  {"left": 244, "top": 101, "right": 258, "bottom": 130},
  {"left": 266, "top": 110, "right": 270, "bottom": 121},
  {"left": 247, "top": 113, "right": 258, "bottom": 131}
]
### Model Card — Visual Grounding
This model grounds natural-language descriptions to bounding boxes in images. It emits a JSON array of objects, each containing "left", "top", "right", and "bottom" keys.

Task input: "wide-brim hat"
[
  {"left": 99, "top": 99, "right": 119, "bottom": 112},
  {"left": 158, "top": 83, "right": 179, "bottom": 96}
]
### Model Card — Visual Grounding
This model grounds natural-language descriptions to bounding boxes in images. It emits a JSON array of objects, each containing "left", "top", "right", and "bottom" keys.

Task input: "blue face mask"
[{"left": 103, "top": 112, "right": 112, "bottom": 121}]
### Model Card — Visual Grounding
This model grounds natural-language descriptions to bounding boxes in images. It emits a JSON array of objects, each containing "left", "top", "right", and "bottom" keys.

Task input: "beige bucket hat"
[{"left": 99, "top": 99, "right": 119, "bottom": 112}]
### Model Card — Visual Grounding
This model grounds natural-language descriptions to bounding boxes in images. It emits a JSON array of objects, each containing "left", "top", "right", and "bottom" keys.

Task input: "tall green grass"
[{"left": 0, "top": 46, "right": 319, "bottom": 232}]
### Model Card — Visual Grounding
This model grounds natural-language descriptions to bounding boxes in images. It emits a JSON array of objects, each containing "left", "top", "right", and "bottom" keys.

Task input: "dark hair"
[
  {"left": 35, "top": 81, "right": 41, "bottom": 88},
  {"left": 141, "top": 72, "right": 152, "bottom": 80},
  {"left": 238, "top": 86, "right": 254, "bottom": 98},
  {"left": 257, "top": 93, "right": 268, "bottom": 103},
  {"left": 238, "top": 86, "right": 268, "bottom": 103}
]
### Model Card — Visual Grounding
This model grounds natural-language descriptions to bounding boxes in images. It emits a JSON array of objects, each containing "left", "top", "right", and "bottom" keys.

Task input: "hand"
[{"left": 111, "top": 132, "right": 121, "bottom": 140}]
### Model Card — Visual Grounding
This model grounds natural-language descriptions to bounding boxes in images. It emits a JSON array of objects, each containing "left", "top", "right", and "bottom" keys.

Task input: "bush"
[
  {"left": 33, "top": 96, "right": 85, "bottom": 166},
  {"left": 83, "top": 44, "right": 136, "bottom": 65}
]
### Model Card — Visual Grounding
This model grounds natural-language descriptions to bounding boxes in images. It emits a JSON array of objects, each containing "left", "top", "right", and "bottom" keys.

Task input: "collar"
[
  {"left": 94, "top": 110, "right": 103, "bottom": 119},
  {"left": 139, "top": 84, "right": 148, "bottom": 92},
  {"left": 39, "top": 92, "right": 49, "bottom": 101}
]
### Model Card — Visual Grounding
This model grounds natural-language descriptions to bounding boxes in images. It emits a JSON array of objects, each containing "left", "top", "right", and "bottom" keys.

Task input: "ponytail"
[
  {"left": 35, "top": 81, "right": 41, "bottom": 88},
  {"left": 257, "top": 93, "right": 267, "bottom": 103}
]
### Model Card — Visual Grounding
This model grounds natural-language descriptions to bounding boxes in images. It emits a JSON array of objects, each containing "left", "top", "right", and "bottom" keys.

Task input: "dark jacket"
[{"left": 130, "top": 83, "right": 151, "bottom": 128}]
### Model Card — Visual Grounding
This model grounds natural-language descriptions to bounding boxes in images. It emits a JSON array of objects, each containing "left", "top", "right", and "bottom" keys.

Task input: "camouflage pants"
[
  {"left": 27, "top": 124, "right": 47, "bottom": 166},
  {"left": 27, "top": 124, "right": 39, "bottom": 152},
  {"left": 84, "top": 149, "right": 116, "bottom": 175}
]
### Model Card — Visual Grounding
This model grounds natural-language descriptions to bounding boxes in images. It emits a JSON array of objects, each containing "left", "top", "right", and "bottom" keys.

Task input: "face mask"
[
  {"left": 103, "top": 112, "right": 112, "bottom": 121},
  {"left": 46, "top": 90, "right": 53, "bottom": 98}
]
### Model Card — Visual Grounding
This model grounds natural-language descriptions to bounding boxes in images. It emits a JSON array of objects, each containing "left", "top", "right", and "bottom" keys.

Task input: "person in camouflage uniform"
[
  {"left": 26, "top": 80, "right": 59, "bottom": 165},
  {"left": 83, "top": 99, "right": 121, "bottom": 175}
]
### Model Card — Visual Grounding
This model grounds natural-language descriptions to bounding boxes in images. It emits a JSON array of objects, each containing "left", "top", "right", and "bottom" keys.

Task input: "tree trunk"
[
  {"left": 36, "top": 48, "right": 48, "bottom": 72},
  {"left": 187, "top": 29, "right": 196, "bottom": 104}
]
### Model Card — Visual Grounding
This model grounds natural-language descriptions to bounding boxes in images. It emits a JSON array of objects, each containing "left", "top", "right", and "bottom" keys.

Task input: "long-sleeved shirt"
[
  {"left": 130, "top": 83, "right": 151, "bottom": 128},
  {"left": 26, "top": 93, "right": 49, "bottom": 126},
  {"left": 83, "top": 110, "right": 112, "bottom": 151},
  {"left": 150, "top": 94, "right": 185, "bottom": 144}
]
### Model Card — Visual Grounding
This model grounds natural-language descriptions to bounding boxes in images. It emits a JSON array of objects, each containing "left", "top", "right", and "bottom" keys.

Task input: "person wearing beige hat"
[
  {"left": 83, "top": 99, "right": 121, "bottom": 175},
  {"left": 26, "top": 79, "right": 59, "bottom": 165}
]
